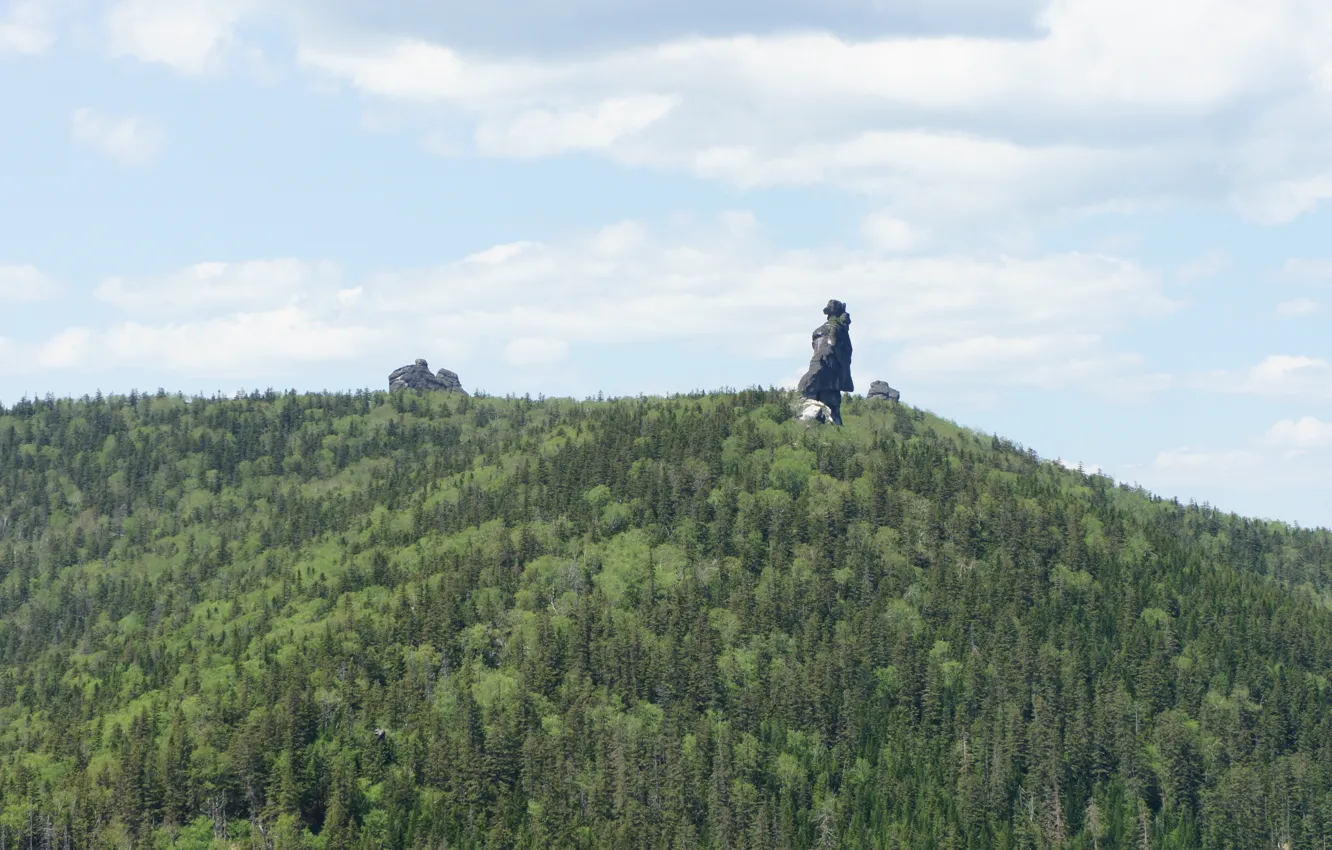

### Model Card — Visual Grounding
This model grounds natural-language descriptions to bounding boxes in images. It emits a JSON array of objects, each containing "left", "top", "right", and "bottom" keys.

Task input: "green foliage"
[{"left": 0, "top": 386, "right": 1331, "bottom": 848}]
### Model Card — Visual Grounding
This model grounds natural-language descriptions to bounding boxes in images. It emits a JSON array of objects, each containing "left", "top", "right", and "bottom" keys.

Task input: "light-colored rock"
[
  {"left": 794, "top": 397, "right": 836, "bottom": 424},
  {"left": 388, "top": 359, "right": 468, "bottom": 394}
]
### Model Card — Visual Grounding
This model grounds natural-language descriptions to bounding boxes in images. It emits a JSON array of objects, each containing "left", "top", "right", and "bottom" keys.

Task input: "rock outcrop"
[
  {"left": 433, "top": 368, "right": 465, "bottom": 394},
  {"left": 794, "top": 397, "right": 837, "bottom": 424},
  {"left": 388, "top": 359, "right": 468, "bottom": 394},
  {"left": 867, "top": 380, "right": 900, "bottom": 402},
  {"left": 795, "top": 299, "right": 854, "bottom": 425}
]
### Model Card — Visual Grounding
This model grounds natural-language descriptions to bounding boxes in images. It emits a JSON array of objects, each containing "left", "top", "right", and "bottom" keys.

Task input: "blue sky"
[{"left": 3, "top": 0, "right": 1332, "bottom": 527}]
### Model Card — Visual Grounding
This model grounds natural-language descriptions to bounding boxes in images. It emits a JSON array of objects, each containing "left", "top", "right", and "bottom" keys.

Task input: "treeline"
[{"left": 0, "top": 388, "right": 1331, "bottom": 848}]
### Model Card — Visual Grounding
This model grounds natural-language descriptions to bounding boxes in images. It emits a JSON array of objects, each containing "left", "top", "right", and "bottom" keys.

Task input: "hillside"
[{"left": 1, "top": 388, "right": 1331, "bottom": 849}]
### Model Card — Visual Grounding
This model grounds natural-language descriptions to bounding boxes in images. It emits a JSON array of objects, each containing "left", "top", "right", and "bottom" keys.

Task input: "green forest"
[{"left": 1, "top": 387, "right": 1331, "bottom": 849}]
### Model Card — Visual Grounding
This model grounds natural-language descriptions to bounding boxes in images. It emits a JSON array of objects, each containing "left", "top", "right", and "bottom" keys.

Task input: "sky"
[{"left": 2, "top": 0, "right": 1332, "bottom": 528}]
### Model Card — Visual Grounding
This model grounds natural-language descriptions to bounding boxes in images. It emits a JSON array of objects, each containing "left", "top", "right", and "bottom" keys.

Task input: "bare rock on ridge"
[
  {"left": 867, "top": 380, "right": 900, "bottom": 402},
  {"left": 388, "top": 359, "right": 468, "bottom": 394}
]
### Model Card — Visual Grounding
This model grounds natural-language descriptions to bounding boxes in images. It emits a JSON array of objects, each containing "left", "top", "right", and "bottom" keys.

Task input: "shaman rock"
[
  {"left": 795, "top": 299, "right": 854, "bottom": 425},
  {"left": 388, "top": 359, "right": 468, "bottom": 394}
]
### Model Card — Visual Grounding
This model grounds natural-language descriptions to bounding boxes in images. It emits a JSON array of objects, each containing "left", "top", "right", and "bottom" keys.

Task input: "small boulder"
[
  {"left": 388, "top": 359, "right": 468, "bottom": 394},
  {"left": 435, "top": 368, "right": 464, "bottom": 393},
  {"left": 867, "top": 380, "right": 900, "bottom": 402},
  {"left": 794, "top": 397, "right": 837, "bottom": 424}
]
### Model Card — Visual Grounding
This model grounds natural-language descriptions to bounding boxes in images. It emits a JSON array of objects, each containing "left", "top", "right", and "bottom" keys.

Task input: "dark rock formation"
[
  {"left": 796, "top": 299, "right": 854, "bottom": 425},
  {"left": 388, "top": 359, "right": 468, "bottom": 394},
  {"left": 867, "top": 380, "right": 900, "bottom": 402},
  {"left": 434, "top": 368, "right": 465, "bottom": 394}
]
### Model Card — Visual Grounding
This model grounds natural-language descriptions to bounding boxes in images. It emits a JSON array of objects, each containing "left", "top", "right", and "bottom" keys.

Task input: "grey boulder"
[
  {"left": 388, "top": 359, "right": 468, "bottom": 394},
  {"left": 793, "top": 397, "right": 837, "bottom": 424},
  {"left": 867, "top": 380, "right": 901, "bottom": 402}
]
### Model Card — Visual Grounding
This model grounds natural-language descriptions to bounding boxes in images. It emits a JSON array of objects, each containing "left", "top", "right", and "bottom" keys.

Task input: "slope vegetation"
[{"left": 1, "top": 388, "right": 1331, "bottom": 849}]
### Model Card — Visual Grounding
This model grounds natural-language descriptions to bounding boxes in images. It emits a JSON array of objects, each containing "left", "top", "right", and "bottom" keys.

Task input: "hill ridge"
[{"left": 1, "top": 388, "right": 1330, "bottom": 848}]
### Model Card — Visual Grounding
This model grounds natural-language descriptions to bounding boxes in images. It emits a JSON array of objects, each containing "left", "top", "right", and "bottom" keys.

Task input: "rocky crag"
[
  {"left": 795, "top": 299, "right": 854, "bottom": 424},
  {"left": 388, "top": 359, "right": 467, "bottom": 394},
  {"left": 867, "top": 380, "right": 900, "bottom": 402}
]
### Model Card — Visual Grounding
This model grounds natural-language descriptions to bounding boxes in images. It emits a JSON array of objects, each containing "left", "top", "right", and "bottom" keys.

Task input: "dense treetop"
[{"left": 1, "top": 387, "right": 1331, "bottom": 849}]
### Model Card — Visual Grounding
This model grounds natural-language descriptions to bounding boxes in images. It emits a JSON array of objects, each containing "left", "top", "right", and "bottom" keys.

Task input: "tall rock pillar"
[{"left": 795, "top": 300, "right": 854, "bottom": 425}]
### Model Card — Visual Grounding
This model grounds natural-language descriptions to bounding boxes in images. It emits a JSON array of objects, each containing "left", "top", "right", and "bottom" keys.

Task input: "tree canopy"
[{"left": 1, "top": 387, "right": 1330, "bottom": 849}]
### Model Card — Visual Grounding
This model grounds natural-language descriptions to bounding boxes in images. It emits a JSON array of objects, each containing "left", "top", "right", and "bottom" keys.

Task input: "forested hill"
[{"left": 2, "top": 389, "right": 1332, "bottom": 850}]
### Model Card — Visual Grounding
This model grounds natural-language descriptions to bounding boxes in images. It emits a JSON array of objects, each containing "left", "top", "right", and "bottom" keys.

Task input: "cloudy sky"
[{"left": 3, "top": 0, "right": 1332, "bottom": 527}]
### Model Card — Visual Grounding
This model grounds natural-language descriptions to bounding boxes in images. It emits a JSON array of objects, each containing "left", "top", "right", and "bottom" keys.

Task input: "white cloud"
[
  {"left": 0, "top": 0, "right": 53, "bottom": 55},
  {"left": 1264, "top": 416, "right": 1332, "bottom": 450},
  {"left": 588, "top": 220, "right": 651, "bottom": 255},
  {"left": 893, "top": 334, "right": 1145, "bottom": 391},
  {"left": 719, "top": 211, "right": 758, "bottom": 238},
  {"left": 1146, "top": 416, "right": 1332, "bottom": 497},
  {"left": 0, "top": 309, "right": 374, "bottom": 378},
  {"left": 1276, "top": 297, "right": 1321, "bottom": 316},
  {"left": 35, "top": 327, "right": 93, "bottom": 369},
  {"left": 0, "top": 264, "right": 59, "bottom": 302},
  {"left": 302, "top": 2, "right": 1331, "bottom": 113},
  {"left": 86, "top": 0, "right": 1332, "bottom": 224},
  {"left": 354, "top": 216, "right": 1173, "bottom": 390},
  {"left": 1149, "top": 446, "right": 1267, "bottom": 483},
  {"left": 95, "top": 259, "right": 340, "bottom": 316},
  {"left": 1196, "top": 354, "right": 1332, "bottom": 400},
  {"left": 297, "top": 39, "right": 540, "bottom": 104},
  {"left": 9, "top": 215, "right": 1174, "bottom": 393},
  {"left": 504, "top": 338, "right": 570, "bottom": 366},
  {"left": 295, "top": 0, "right": 1332, "bottom": 223},
  {"left": 2, "top": 257, "right": 370, "bottom": 378},
  {"left": 475, "top": 95, "right": 679, "bottom": 157},
  {"left": 106, "top": 0, "right": 253, "bottom": 75},
  {"left": 1234, "top": 174, "right": 1332, "bottom": 225},
  {"left": 71, "top": 108, "right": 164, "bottom": 166},
  {"left": 0, "top": 327, "right": 94, "bottom": 374},
  {"left": 99, "top": 308, "right": 372, "bottom": 375},
  {"left": 663, "top": 129, "right": 1157, "bottom": 221},
  {"left": 462, "top": 241, "right": 541, "bottom": 265},
  {"left": 1283, "top": 258, "right": 1332, "bottom": 281},
  {"left": 1175, "top": 252, "right": 1228, "bottom": 283},
  {"left": 862, "top": 214, "right": 926, "bottom": 252}
]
